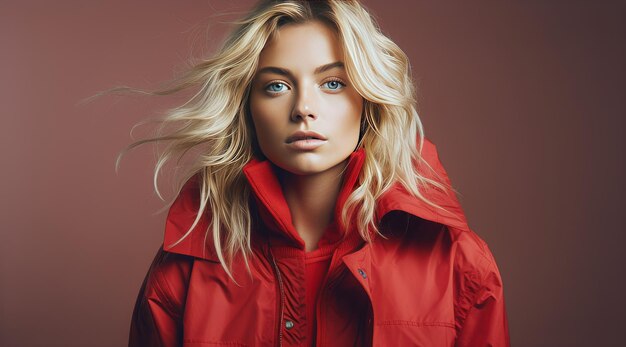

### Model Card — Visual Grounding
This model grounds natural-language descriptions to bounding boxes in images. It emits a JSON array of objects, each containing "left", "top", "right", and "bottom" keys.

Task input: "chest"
[{"left": 180, "top": 237, "right": 458, "bottom": 347}]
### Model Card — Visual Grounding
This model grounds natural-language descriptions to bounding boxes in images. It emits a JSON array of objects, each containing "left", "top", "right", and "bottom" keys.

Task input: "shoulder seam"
[{"left": 150, "top": 251, "right": 192, "bottom": 318}]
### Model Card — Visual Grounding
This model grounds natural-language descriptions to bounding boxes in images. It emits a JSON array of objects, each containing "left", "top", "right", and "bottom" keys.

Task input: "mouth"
[
  {"left": 285, "top": 130, "right": 328, "bottom": 150},
  {"left": 285, "top": 130, "right": 328, "bottom": 144}
]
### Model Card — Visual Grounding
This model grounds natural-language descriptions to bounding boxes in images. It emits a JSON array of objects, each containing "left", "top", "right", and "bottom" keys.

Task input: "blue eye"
[
  {"left": 266, "top": 82, "right": 288, "bottom": 93},
  {"left": 322, "top": 80, "right": 345, "bottom": 90}
]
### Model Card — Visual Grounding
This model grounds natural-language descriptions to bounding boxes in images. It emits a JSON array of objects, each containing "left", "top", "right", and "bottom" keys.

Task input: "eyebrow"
[{"left": 256, "top": 61, "right": 345, "bottom": 78}]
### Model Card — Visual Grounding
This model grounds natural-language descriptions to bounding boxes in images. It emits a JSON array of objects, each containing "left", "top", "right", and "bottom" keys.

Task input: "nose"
[{"left": 290, "top": 87, "right": 318, "bottom": 122}]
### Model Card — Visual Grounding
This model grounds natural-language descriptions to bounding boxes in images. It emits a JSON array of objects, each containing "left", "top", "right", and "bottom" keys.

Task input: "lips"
[{"left": 285, "top": 130, "right": 328, "bottom": 144}]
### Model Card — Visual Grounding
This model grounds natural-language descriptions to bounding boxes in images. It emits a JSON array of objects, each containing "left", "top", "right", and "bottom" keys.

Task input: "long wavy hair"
[{"left": 116, "top": 0, "right": 453, "bottom": 279}]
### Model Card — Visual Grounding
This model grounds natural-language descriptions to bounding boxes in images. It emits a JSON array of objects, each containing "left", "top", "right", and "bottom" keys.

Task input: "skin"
[{"left": 249, "top": 20, "right": 364, "bottom": 251}]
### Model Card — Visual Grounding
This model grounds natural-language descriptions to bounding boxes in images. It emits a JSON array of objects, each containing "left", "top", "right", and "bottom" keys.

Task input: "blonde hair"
[{"left": 116, "top": 0, "right": 453, "bottom": 279}]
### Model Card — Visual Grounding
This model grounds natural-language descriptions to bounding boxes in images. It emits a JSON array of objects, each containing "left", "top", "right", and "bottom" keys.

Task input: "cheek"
[
  {"left": 332, "top": 96, "right": 363, "bottom": 139},
  {"left": 249, "top": 98, "right": 287, "bottom": 151}
]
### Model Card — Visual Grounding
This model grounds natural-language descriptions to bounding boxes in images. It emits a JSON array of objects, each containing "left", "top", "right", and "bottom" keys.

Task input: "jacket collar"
[
  {"left": 163, "top": 139, "right": 469, "bottom": 261},
  {"left": 376, "top": 140, "right": 469, "bottom": 232},
  {"left": 240, "top": 148, "right": 366, "bottom": 252}
]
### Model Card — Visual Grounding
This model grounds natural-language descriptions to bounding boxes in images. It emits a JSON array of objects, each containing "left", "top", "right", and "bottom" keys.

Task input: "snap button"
[
  {"left": 357, "top": 268, "right": 367, "bottom": 279},
  {"left": 285, "top": 320, "right": 294, "bottom": 330}
]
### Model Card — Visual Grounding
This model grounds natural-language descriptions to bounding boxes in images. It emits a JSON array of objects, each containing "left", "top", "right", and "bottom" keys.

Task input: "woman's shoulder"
[
  {"left": 388, "top": 215, "right": 503, "bottom": 286},
  {"left": 134, "top": 247, "right": 195, "bottom": 318},
  {"left": 129, "top": 247, "right": 196, "bottom": 345},
  {"left": 445, "top": 226, "right": 508, "bottom": 338},
  {"left": 160, "top": 174, "right": 221, "bottom": 261},
  {"left": 399, "top": 218, "right": 506, "bottom": 330},
  {"left": 448, "top": 226, "right": 502, "bottom": 283},
  {"left": 147, "top": 246, "right": 196, "bottom": 278}
]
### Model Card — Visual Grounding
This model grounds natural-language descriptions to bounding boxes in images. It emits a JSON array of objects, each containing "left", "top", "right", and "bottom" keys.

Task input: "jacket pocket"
[{"left": 374, "top": 320, "right": 456, "bottom": 347}]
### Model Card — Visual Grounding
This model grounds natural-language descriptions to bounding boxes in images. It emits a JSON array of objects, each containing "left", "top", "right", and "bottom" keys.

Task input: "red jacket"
[{"left": 129, "top": 139, "right": 510, "bottom": 346}]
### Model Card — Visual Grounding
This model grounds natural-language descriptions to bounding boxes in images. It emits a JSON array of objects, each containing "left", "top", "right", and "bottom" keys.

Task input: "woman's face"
[{"left": 249, "top": 20, "right": 363, "bottom": 176}]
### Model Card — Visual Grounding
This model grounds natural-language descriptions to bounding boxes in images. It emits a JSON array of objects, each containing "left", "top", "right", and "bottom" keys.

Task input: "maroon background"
[{"left": 2, "top": 1, "right": 625, "bottom": 346}]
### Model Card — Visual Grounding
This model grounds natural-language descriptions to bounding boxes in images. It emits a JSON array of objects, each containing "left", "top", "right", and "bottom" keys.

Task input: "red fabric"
[
  {"left": 304, "top": 247, "right": 332, "bottom": 347},
  {"left": 129, "top": 138, "right": 510, "bottom": 347},
  {"left": 302, "top": 220, "right": 341, "bottom": 346}
]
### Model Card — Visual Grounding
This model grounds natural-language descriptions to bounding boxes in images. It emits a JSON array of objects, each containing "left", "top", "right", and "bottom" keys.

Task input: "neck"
[{"left": 277, "top": 160, "right": 348, "bottom": 251}]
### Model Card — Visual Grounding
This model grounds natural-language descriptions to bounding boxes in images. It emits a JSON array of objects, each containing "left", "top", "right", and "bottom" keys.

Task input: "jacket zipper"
[{"left": 270, "top": 250, "right": 284, "bottom": 347}]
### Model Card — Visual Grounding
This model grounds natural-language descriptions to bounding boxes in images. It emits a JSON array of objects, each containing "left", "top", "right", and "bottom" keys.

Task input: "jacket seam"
[
  {"left": 467, "top": 230, "right": 495, "bottom": 272},
  {"left": 456, "top": 273, "right": 487, "bottom": 337},
  {"left": 376, "top": 320, "right": 455, "bottom": 329},
  {"left": 182, "top": 339, "right": 249, "bottom": 346},
  {"left": 453, "top": 227, "right": 495, "bottom": 286},
  {"left": 455, "top": 246, "right": 500, "bottom": 334},
  {"left": 471, "top": 240, "right": 496, "bottom": 288},
  {"left": 152, "top": 260, "right": 182, "bottom": 318}
]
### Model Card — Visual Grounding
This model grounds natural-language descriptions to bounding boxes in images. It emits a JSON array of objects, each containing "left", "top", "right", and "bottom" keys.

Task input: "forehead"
[{"left": 257, "top": 20, "right": 342, "bottom": 70}]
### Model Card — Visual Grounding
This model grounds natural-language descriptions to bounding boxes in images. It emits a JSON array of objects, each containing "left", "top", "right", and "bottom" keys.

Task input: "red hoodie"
[{"left": 129, "top": 139, "right": 510, "bottom": 346}]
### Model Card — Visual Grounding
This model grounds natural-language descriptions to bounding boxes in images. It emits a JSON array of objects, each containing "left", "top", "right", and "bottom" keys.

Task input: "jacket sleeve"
[
  {"left": 454, "top": 243, "right": 510, "bottom": 347},
  {"left": 129, "top": 247, "right": 192, "bottom": 347}
]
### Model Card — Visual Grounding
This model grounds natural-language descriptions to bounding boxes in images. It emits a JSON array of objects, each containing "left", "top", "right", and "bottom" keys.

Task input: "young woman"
[{"left": 128, "top": 1, "right": 510, "bottom": 346}]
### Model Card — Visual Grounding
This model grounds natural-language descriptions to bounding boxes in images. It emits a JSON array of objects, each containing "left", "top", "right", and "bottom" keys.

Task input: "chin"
[
  {"left": 276, "top": 162, "right": 328, "bottom": 176},
  {"left": 274, "top": 155, "right": 349, "bottom": 176}
]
